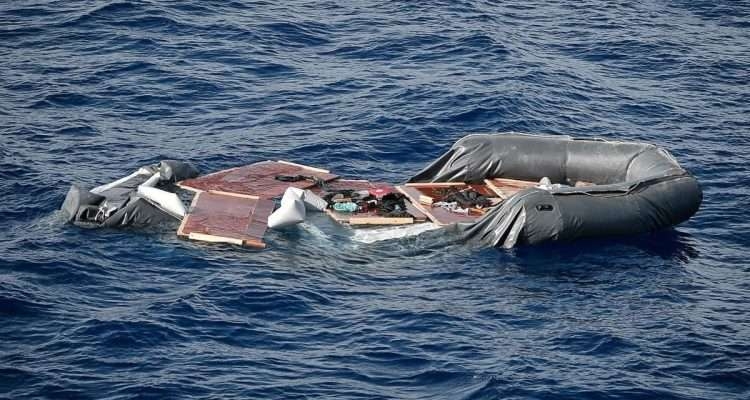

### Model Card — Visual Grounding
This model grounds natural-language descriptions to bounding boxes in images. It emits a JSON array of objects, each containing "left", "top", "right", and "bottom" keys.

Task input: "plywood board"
[
  {"left": 325, "top": 209, "right": 414, "bottom": 225},
  {"left": 177, "top": 191, "right": 275, "bottom": 248},
  {"left": 397, "top": 184, "right": 501, "bottom": 226},
  {"left": 178, "top": 160, "right": 338, "bottom": 199},
  {"left": 484, "top": 178, "right": 538, "bottom": 199}
]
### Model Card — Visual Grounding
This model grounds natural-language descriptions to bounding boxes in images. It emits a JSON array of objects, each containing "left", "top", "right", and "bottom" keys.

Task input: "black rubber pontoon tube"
[
  {"left": 408, "top": 133, "right": 702, "bottom": 247},
  {"left": 60, "top": 160, "right": 199, "bottom": 228}
]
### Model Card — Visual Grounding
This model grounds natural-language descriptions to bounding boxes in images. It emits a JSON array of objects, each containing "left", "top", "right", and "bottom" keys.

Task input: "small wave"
[
  {"left": 29, "top": 93, "right": 98, "bottom": 108},
  {"left": 57, "top": 1, "right": 140, "bottom": 27},
  {"left": 73, "top": 318, "right": 185, "bottom": 348},
  {"left": 54, "top": 126, "right": 99, "bottom": 137},
  {"left": 260, "top": 21, "right": 331, "bottom": 47},
  {"left": 0, "top": 295, "right": 49, "bottom": 317}
]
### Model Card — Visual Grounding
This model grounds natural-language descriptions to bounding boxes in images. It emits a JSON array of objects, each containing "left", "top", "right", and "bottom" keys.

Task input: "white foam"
[{"left": 351, "top": 223, "right": 441, "bottom": 244}]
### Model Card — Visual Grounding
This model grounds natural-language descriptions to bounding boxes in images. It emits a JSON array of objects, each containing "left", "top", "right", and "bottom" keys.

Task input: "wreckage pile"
[
  {"left": 60, "top": 158, "right": 525, "bottom": 248},
  {"left": 173, "top": 160, "right": 520, "bottom": 247},
  {"left": 60, "top": 134, "right": 702, "bottom": 248}
]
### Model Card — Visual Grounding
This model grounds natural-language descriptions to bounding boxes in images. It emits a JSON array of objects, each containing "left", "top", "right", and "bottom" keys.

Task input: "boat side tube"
[{"left": 409, "top": 133, "right": 702, "bottom": 247}]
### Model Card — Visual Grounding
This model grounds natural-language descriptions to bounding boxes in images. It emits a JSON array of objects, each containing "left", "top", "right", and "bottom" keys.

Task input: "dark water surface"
[{"left": 2, "top": 1, "right": 749, "bottom": 399}]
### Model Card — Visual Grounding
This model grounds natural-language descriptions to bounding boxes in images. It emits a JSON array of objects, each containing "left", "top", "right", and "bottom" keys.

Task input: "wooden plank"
[
  {"left": 177, "top": 182, "right": 203, "bottom": 193},
  {"left": 207, "top": 190, "right": 260, "bottom": 199},
  {"left": 276, "top": 160, "right": 330, "bottom": 174},
  {"left": 397, "top": 186, "right": 469, "bottom": 226},
  {"left": 405, "top": 182, "right": 467, "bottom": 187},
  {"left": 188, "top": 232, "right": 244, "bottom": 246},
  {"left": 177, "top": 191, "right": 274, "bottom": 248},
  {"left": 177, "top": 160, "right": 338, "bottom": 199},
  {"left": 484, "top": 179, "right": 505, "bottom": 199},
  {"left": 404, "top": 200, "right": 427, "bottom": 222},
  {"left": 484, "top": 178, "right": 538, "bottom": 199},
  {"left": 325, "top": 209, "right": 350, "bottom": 223},
  {"left": 325, "top": 209, "right": 414, "bottom": 226},
  {"left": 418, "top": 194, "right": 434, "bottom": 205},
  {"left": 349, "top": 216, "right": 414, "bottom": 225}
]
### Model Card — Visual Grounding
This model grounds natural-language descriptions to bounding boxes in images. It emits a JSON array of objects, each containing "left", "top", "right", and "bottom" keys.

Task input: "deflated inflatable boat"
[
  {"left": 61, "top": 160, "right": 199, "bottom": 228},
  {"left": 409, "top": 133, "right": 702, "bottom": 247},
  {"left": 60, "top": 133, "right": 701, "bottom": 249}
]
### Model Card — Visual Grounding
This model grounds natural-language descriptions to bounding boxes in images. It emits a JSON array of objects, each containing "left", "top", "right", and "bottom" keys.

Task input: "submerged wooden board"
[
  {"left": 314, "top": 179, "right": 427, "bottom": 225},
  {"left": 177, "top": 191, "right": 275, "bottom": 248},
  {"left": 484, "top": 178, "right": 538, "bottom": 199},
  {"left": 178, "top": 160, "right": 339, "bottom": 199},
  {"left": 397, "top": 184, "right": 502, "bottom": 226},
  {"left": 325, "top": 209, "right": 414, "bottom": 225}
]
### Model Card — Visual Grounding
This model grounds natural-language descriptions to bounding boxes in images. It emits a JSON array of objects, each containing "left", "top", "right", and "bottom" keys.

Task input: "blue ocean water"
[{"left": 1, "top": 0, "right": 749, "bottom": 398}]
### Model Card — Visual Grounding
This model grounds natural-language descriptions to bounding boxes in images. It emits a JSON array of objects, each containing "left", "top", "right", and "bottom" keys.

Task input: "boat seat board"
[
  {"left": 397, "top": 184, "right": 502, "bottom": 226},
  {"left": 177, "top": 191, "right": 275, "bottom": 248},
  {"left": 177, "top": 160, "right": 339, "bottom": 199},
  {"left": 484, "top": 178, "right": 539, "bottom": 199}
]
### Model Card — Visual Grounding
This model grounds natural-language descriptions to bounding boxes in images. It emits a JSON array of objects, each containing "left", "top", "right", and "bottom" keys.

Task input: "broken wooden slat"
[
  {"left": 396, "top": 184, "right": 502, "bottom": 226},
  {"left": 178, "top": 160, "right": 338, "bottom": 199},
  {"left": 206, "top": 190, "right": 259, "bottom": 199},
  {"left": 325, "top": 209, "right": 415, "bottom": 225},
  {"left": 187, "top": 232, "right": 244, "bottom": 246},
  {"left": 349, "top": 216, "right": 414, "bottom": 225},
  {"left": 397, "top": 186, "right": 478, "bottom": 226},
  {"left": 177, "top": 191, "right": 274, "bottom": 248},
  {"left": 276, "top": 160, "right": 330, "bottom": 174},
  {"left": 484, "top": 178, "right": 538, "bottom": 199},
  {"left": 404, "top": 182, "right": 467, "bottom": 187},
  {"left": 404, "top": 200, "right": 427, "bottom": 222}
]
